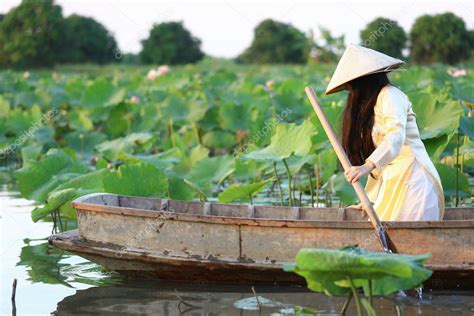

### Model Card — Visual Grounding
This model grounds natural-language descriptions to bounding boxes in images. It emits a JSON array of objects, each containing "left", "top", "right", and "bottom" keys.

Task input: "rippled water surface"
[{"left": 1, "top": 168, "right": 473, "bottom": 315}]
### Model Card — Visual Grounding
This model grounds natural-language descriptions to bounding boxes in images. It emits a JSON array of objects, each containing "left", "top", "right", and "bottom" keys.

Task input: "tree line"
[{"left": 0, "top": 0, "right": 472, "bottom": 68}]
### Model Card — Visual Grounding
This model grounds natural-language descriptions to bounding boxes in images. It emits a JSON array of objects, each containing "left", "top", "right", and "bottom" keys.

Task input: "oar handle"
[{"left": 305, "top": 86, "right": 395, "bottom": 253}]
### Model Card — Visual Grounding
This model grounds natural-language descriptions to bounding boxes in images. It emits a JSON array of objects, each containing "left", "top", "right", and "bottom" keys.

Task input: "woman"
[{"left": 325, "top": 44, "right": 445, "bottom": 221}]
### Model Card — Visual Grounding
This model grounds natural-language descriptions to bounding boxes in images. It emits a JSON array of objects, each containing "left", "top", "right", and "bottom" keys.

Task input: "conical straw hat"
[{"left": 325, "top": 44, "right": 405, "bottom": 95}]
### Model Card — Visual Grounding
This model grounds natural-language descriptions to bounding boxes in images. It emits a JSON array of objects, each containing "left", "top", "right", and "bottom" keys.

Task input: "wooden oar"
[{"left": 305, "top": 86, "right": 398, "bottom": 254}]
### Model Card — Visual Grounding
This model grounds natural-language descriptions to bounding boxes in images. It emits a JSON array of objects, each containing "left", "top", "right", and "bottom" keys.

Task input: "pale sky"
[{"left": 1, "top": 0, "right": 472, "bottom": 58}]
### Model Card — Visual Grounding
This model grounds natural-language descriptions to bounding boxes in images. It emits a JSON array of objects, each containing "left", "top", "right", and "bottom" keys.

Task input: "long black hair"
[{"left": 341, "top": 72, "right": 390, "bottom": 166}]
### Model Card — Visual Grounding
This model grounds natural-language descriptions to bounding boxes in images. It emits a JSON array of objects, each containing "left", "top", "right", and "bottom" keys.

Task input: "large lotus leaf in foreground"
[
  {"left": 31, "top": 168, "right": 112, "bottom": 222},
  {"left": 103, "top": 162, "right": 168, "bottom": 197},
  {"left": 408, "top": 88, "right": 463, "bottom": 140},
  {"left": 14, "top": 149, "right": 89, "bottom": 202},
  {"left": 243, "top": 119, "right": 317, "bottom": 161},
  {"left": 284, "top": 246, "right": 432, "bottom": 296}
]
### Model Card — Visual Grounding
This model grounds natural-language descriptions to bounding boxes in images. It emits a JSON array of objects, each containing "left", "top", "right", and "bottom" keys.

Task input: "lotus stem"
[
  {"left": 307, "top": 167, "right": 315, "bottom": 207},
  {"left": 348, "top": 277, "right": 362, "bottom": 316},
  {"left": 168, "top": 119, "right": 176, "bottom": 148},
  {"left": 249, "top": 194, "right": 253, "bottom": 205},
  {"left": 293, "top": 175, "right": 297, "bottom": 202},
  {"left": 315, "top": 160, "right": 320, "bottom": 207},
  {"left": 340, "top": 292, "right": 353, "bottom": 315},
  {"left": 282, "top": 158, "right": 292, "bottom": 206},
  {"left": 368, "top": 279, "right": 373, "bottom": 306},
  {"left": 455, "top": 132, "right": 459, "bottom": 207},
  {"left": 192, "top": 122, "right": 202, "bottom": 145},
  {"left": 79, "top": 133, "right": 84, "bottom": 159},
  {"left": 273, "top": 162, "right": 284, "bottom": 206}
]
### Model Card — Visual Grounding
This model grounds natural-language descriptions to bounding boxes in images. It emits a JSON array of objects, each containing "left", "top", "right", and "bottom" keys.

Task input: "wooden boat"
[{"left": 49, "top": 193, "right": 474, "bottom": 290}]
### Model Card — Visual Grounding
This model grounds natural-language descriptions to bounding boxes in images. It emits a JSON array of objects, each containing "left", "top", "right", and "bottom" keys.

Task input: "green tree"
[
  {"left": 140, "top": 21, "right": 204, "bottom": 65},
  {"left": 0, "top": 0, "right": 63, "bottom": 68},
  {"left": 309, "top": 27, "right": 345, "bottom": 63},
  {"left": 360, "top": 17, "right": 406, "bottom": 59},
  {"left": 60, "top": 14, "right": 118, "bottom": 64},
  {"left": 238, "top": 19, "right": 309, "bottom": 64},
  {"left": 410, "top": 13, "right": 472, "bottom": 64}
]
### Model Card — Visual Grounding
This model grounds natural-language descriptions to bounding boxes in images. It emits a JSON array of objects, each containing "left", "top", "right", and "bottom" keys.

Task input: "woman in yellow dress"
[{"left": 325, "top": 44, "right": 445, "bottom": 221}]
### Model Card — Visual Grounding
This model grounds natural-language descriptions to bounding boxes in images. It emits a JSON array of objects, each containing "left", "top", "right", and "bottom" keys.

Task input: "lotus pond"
[{"left": 0, "top": 61, "right": 473, "bottom": 314}]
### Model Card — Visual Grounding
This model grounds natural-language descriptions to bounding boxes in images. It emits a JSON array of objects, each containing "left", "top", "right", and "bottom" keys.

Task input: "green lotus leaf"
[
  {"left": 69, "top": 110, "right": 93, "bottom": 132},
  {"left": 117, "top": 149, "right": 181, "bottom": 172},
  {"left": 5, "top": 105, "right": 42, "bottom": 135},
  {"left": 459, "top": 116, "right": 474, "bottom": 140},
  {"left": 423, "top": 133, "right": 454, "bottom": 161},
  {"left": 172, "top": 145, "right": 209, "bottom": 176},
  {"left": 451, "top": 78, "right": 474, "bottom": 103},
  {"left": 20, "top": 145, "right": 43, "bottom": 166},
  {"left": 103, "top": 163, "right": 168, "bottom": 197},
  {"left": 243, "top": 120, "right": 317, "bottom": 161},
  {"left": 161, "top": 95, "right": 208, "bottom": 124},
  {"left": 80, "top": 78, "right": 126, "bottom": 107},
  {"left": 408, "top": 89, "right": 463, "bottom": 139},
  {"left": 188, "top": 155, "right": 235, "bottom": 193},
  {"left": 459, "top": 138, "right": 474, "bottom": 155},
  {"left": 32, "top": 188, "right": 77, "bottom": 222},
  {"left": 435, "top": 163, "right": 471, "bottom": 198},
  {"left": 14, "top": 149, "right": 89, "bottom": 202},
  {"left": 64, "top": 132, "right": 107, "bottom": 156},
  {"left": 285, "top": 246, "right": 432, "bottom": 296},
  {"left": 317, "top": 149, "right": 339, "bottom": 184},
  {"left": 218, "top": 102, "right": 252, "bottom": 132},
  {"left": 218, "top": 178, "right": 273, "bottom": 203},
  {"left": 105, "top": 105, "right": 132, "bottom": 137},
  {"left": 202, "top": 130, "right": 237, "bottom": 149},
  {"left": 329, "top": 173, "right": 359, "bottom": 205},
  {"left": 168, "top": 176, "right": 194, "bottom": 200},
  {"left": 96, "top": 132, "right": 155, "bottom": 160}
]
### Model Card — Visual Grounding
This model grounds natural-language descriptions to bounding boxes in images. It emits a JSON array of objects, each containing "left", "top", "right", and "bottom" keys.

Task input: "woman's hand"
[{"left": 344, "top": 161, "right": 375, "bottom": 184}]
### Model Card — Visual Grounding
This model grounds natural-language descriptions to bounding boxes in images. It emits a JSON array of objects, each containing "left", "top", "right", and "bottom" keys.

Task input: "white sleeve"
[{"left": 366, "top": 86, "right": 409, "bottom": 170}]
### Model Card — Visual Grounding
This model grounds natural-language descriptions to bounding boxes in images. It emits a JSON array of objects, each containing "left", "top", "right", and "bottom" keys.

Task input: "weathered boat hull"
[{"left": 49, "top": 193, "right": 474, "bottom": 289}]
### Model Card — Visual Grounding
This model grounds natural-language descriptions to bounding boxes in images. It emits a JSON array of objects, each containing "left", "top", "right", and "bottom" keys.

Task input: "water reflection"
[
  {"left": 54, "top": 280, "right": 474, "bottom": 315},
  {"left": 18, "top": 239, "right": 121, "bottom": 288}
]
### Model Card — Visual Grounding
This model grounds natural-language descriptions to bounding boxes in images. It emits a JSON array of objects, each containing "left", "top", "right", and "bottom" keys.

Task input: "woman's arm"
[{"left": 365, "top": 86, "right": 409, "bottom": 170}]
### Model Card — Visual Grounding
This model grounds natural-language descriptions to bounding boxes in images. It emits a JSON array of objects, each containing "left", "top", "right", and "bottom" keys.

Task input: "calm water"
[{"left": 1, "top": 168, "right": 474, "bottom": 316}]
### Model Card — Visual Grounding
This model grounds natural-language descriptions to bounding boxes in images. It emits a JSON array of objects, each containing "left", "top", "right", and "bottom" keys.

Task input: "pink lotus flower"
[
  {"left": 448, "top": 67, "right": 467, "bottom": 77},
  {"left": 130, "top": 95, "right": 140, "bottom": 104},
  {"left": 146, "top": 69, "right": 159, "bottom": 81},
  {"left": 236, "top": 129, "right": 248, "bottom": 139},
  {"left": 157, "top": 65, "right": 170, "bottom": 76},
  {"left": 146, "top": 65, "right": 170, "bottom": 81},
  {"left": 265, "top": 80, "right": 275, "bottom": 90}
]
